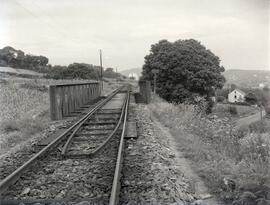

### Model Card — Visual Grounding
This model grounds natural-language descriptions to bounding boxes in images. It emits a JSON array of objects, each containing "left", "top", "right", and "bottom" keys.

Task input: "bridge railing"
[{"left": 49, "top": 81, "right": 101, "bottom": 120}]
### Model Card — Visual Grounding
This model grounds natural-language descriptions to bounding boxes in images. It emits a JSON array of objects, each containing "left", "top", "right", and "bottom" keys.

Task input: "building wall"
[{"left": 228, "top": 90, "right": 245, "bottom": 103}]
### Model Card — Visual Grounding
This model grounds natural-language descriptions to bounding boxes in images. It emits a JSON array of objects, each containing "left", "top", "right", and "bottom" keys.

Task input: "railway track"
[{"left": 0, "top": 85, "right": 131, "bottom": 205}]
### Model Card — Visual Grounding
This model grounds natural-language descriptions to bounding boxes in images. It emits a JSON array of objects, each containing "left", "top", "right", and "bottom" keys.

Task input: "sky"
[{"left": 0, "top": 0, "right": 269, "bottom": 71}]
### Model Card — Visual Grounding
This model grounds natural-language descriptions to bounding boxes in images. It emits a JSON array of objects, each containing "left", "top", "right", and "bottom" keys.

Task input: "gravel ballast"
[{"left": 120, "top": 104, "right": 196, "bottom": 204}]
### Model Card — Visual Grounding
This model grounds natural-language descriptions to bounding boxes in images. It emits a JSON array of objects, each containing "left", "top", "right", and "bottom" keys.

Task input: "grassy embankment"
[
  {"left": 149, "top": 97, "right": 270, "bottom": 196},
  {"left": 213, "top": 103, "right": 260, "bottom": 118}
]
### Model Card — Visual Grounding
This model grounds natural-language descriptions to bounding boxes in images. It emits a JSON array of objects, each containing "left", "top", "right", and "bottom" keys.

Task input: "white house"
[
  {"left": 228, "top": 89, "right": 246, "bottom": 103},
  {"left": 128, "top": 73, "right": 139, "bottom": 80}
]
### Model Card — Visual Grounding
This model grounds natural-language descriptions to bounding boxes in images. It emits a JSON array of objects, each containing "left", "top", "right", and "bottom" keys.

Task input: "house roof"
[{"left": 229, "top": 89, "right": 246, "bottom": 95}]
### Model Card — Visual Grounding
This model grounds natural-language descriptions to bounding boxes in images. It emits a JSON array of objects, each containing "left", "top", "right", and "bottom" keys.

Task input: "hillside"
[
  {"left": 224, "top": 69, "right": 270, "bottom": 88},
  {"left": 0, "top": 66, "right": 43, "bottom": 77}
]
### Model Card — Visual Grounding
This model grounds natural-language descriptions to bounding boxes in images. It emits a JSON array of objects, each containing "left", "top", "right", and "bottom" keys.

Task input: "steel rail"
[
  {"left": 63, "top": 88, "right": 129, "bottom": 158},
  {"left": 61, "top": 87, "right": 126, "bottom": 156},
  {"left": 109, "top": 86, "right": 130, "bottom": 205},
  {"left": 0, "top": 86, "right": 124, "bottom": 195}
]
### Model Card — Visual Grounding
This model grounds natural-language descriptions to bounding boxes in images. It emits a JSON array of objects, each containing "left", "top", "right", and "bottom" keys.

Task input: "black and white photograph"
[{"left": 0, "top": 0, "right": 269, "bottom": 204}]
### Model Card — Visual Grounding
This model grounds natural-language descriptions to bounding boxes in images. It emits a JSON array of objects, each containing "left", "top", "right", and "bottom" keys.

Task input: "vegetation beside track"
[{"left": 148, "top": 96, "right": 270, "bottom": 204}]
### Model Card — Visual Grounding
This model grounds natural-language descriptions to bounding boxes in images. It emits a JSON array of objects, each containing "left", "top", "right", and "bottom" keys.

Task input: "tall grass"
[
  {"left": 0, "top": 83, "right": 49, "bottom": 122},
  {"left": 0, "top": 81, "right": 49, "bottom": 153},
  {"left": 149, "top": 97, "right": 270, "bottom": 192}
]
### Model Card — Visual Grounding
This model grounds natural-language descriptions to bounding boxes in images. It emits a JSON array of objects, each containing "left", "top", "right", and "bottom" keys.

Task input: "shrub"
[
  {"left": 248, "top": 119, "right": 270, "bottom": 133},
  {"left": 230, "top": 101, "right": 250, "bottom": 106},
  {"left": 216, "top": 96, "right": 225, "bottom": 102},
  {"left": 229, "top": 106, "right": 238, "bottom": 115}
]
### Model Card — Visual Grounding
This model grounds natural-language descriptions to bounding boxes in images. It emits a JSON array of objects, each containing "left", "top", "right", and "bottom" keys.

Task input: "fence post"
[
  {"left": 139, "top": 80, "right": 151, "bottom": 104},
  {"left": 49, "top": 85, "right": 57, "bottom": 120}
]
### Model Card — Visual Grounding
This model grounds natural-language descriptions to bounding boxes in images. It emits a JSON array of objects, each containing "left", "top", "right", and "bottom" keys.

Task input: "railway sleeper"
[
  {"left": 88, "top": 117, "right": 119, "bottom": 121},
  {"left": 95, "top": 112, "right": 121, "bottom": 115},
  {"left": 84, "top": 121, "right": 116, "bottom": 125},
  {"left": 80, "top": 127, "right": 115, "bottom": 131},
  {"left": 75, "top": 132, "right": 112, "bottom": 136}
]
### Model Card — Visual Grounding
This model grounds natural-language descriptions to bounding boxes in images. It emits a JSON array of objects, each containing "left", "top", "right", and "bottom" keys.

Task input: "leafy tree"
[
  {"left": 216, "top": 88, "right": 230, "bottom": 99},
  {"left": 105, "top": 67, "right": 114, "bottom": 72},
  {"left": 104, "top": 67, "right": 120, "bottom": 78},
  {"left": 142, "top": 39, "right": 225, "bottom": 109},
  {"left": 0, "top": 46, "right": 49, "bottom": 70},
  {"left": 45, "top": 63, "right": 101, "bottom": 80},
  {"left": 245, "top": 92, "right": 258, "bottom": 105},
  {"left": 216, "top": 96, "right": 225, "bottom": 102},
  {"left": 231, "top": 84, "right": 237, "bottom": 90},
  {"left": 0, "top": 46, "right": 25, "bottom": 67},
  {"left": 66, "top": 63, "right": 99, "bottom": 79}
]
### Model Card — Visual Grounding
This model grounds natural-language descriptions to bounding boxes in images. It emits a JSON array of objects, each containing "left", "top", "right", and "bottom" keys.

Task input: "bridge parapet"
[{"left": 49, "top": 82, "right": 101, "bottom": 120}]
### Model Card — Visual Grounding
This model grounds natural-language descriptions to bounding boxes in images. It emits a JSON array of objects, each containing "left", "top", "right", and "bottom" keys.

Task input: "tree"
[
  {"left": 231, "top": 84, "right": 237, "bottom": 90},
  {"left": 105, "top": 67, "right": 114, "bottom": 72},
  {"left": 245, "top": 92, "right": 257, "bottom": 105},
  {"left": 0, "top": 46, "right": 25, "bottom": 67},
  {"left": 141, "top": 39, "right": 225, "bottom": 107},
  {"left": 67, "top": 63, "right": 99, "bottom": 79},
  {"left": 104, "top": 67, "right": 120, "bottom": 78}
]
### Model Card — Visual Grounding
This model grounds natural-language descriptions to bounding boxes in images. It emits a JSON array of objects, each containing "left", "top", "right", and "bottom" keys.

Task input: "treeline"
[
  {"left": 0, "top": 46, "right": 48, "bottom": 72},
  {"left": 44, "top": 64, "right": 120, "bottom": 80},
  {"left": 0, "top": 46, "right": 121, "bottom": 80}
]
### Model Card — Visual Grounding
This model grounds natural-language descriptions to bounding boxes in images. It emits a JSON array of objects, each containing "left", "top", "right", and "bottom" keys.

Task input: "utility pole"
[{"left": 99, "top": 49, "right": 103, "bottom": 90}]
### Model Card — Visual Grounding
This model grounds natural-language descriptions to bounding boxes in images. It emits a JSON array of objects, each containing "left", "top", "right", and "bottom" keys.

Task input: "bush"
[
  {"left": 230, "top": 101, "right": 250, "bottom": 106},
  {"left": 229, "top": 106, "right": 238, "bottom": 115},
  {"left": 216, "top": 96, "right": 225, "bottom": 102},
  {"left": 248, "top": 119, "right": 270, "bottom": 133}
]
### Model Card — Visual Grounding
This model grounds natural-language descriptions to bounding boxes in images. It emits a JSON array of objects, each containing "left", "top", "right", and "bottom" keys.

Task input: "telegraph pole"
[{"left": 99, "top": 49, "right": 103, "bottom": 89}]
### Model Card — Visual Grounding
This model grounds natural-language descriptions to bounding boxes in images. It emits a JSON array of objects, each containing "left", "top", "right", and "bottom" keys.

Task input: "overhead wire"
[{"left": 12, "top": 0, "right": 85, "bottom": 47}]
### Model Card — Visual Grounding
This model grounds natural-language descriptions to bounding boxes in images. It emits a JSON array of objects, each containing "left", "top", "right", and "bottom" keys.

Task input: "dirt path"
[
  {"left": 236, "top": 110, "right": 265, "bottom": 128},
  {"left": 150, "top": 113, "right": 223, "bottom": 205}
]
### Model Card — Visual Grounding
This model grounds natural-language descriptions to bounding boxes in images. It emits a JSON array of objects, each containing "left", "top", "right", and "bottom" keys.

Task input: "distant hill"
[
  {"left": 120, "top": 68, "right": 270, "bottom": 88},
  {"left": 120, "top": 68, "right": 142, "bottom": 78},
  {"left": 223, "top": 69, "right": 270, "bottom": 88}
]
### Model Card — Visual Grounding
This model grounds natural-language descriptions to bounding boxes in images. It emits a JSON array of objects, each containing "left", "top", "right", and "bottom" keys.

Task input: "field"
[
  {"left": 148, "top": 97, "right": 270, "bottom": 203},
  {"left": 0, "top": 74, "right": 122, "bottom": 158},
  {"left": 212, "top": 103, "right": 259, "bottom": 118}
]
